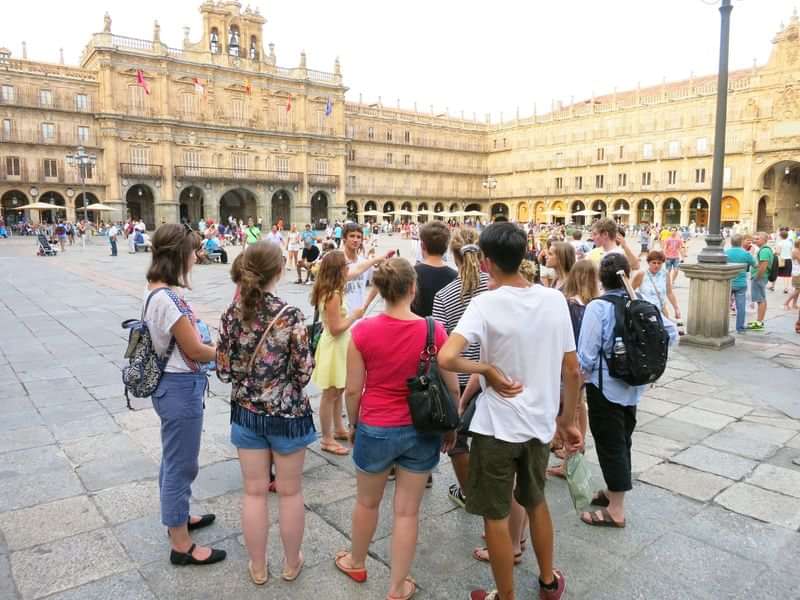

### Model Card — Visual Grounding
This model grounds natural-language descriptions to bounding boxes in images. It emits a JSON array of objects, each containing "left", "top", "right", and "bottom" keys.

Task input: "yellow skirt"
[{"left": 311, "top": 328, "right": 350, "bottom": 390}]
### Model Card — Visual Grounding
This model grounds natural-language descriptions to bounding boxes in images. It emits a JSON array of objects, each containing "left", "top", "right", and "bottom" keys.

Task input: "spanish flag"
[{"left": 286, "top": 94, "right": 292, "bottom": 112}]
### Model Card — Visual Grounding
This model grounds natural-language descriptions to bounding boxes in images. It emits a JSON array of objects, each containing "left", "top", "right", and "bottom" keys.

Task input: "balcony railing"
[
  {"left": 173, "top": 165, "right": 302, "bottom": 183},
  {"left": 119, "top": 163, "right": 163, "bottom": 179},
  {"left": 345, "top": 183, "right": 485, "bottom": 200},
  {"left": 350, "top": 133, "right": 486, "bottom": 153},
  {"left": 0, "top": 128, "right": 99, "bottom": 148},
  {"left": 308, "top": 173, "right": 339, "bottom": 187},
  {"left": 347, "top": 157, "right": 486, "bottom": 176},
  {"left": 0, "top": 87, "right": 95, "bottom": 113},
  {"left": 1, "top": 161, "right": 102, "bottom": 184}
]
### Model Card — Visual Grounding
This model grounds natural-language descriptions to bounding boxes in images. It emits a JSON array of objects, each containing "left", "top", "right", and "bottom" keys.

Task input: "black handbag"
[
  {"left": 307, "top": 307, "right": 322, "bottom": 355},
  {"left": 406, "top": 317, "right": 459, "bottom": 433}
]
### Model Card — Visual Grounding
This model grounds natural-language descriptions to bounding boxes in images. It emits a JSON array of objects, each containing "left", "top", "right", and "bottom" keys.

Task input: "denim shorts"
[
  {"left": 230, "top": 422, "right": 317, "bottom": 455},
  {"left": 665, "top": 258, "right": 681, "bottom": 271},
  {"left": 352, "top": 423, "right": 441, "bottom": 474},
  {"left": 751, "top": 278, "right": 767, "bottom": 303}
]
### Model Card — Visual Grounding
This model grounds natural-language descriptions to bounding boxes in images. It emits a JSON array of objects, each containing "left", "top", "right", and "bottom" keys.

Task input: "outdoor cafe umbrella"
[
  {"left": 16, "top": 202, "right": 64, "bottom": 223},
  {"left": 544, "top": 209, "right": 567, "bottom": 216},
  {"left": 390, "top": 209, "right": 416, "bottom": 216},
  {"left": 611, "top": 208, "right": 631, "bottom": 215},
  {"left": 76, "top": 202, "right": 115, "bottom": 213},
  {"left": 463, "top": 210, "right": 488, "bottom": 217},
  {"left": 572, "top": 208, "right": 601, "bottom": 217},
  {"left": 358, "top": 210, "right": 382, "bottom": 216}
]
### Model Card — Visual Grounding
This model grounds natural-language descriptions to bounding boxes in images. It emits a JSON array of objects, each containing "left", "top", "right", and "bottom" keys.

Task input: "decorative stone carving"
[
  {"left": 104, "top": 12, "right": 112, "bottom": 33},
  {"left": 775, "top": 84, "right": 800, "bottom": 119},
  {"left": 153, "top": 21, "right": 161, "bottom": 43}
]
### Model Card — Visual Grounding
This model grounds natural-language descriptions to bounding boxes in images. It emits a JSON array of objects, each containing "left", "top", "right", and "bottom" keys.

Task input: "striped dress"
[{"left": 431, "top": 272, "right": 489, "bottom": 388}]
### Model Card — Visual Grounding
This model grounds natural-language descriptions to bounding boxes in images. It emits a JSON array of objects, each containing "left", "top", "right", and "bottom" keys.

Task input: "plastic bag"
[{"left": 565, "top": 453, "right": 593, "bottom": 512}]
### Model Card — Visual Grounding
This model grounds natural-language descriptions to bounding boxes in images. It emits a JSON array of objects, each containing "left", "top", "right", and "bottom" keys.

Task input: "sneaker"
[
  {"left": 539, "top": 569, "right": 566, "bottom": 600},
  {"left": 387, "top": 467, "right": 396, "bottom": 481},
  {"left": 448, "top": 484, "right": 466, "bottom": 509},
  {"left": 470, "top": 590, "right": 499, "bottom": 600},
  {"left": 746, "top": 321, "right": 765, "bottom": 330}
]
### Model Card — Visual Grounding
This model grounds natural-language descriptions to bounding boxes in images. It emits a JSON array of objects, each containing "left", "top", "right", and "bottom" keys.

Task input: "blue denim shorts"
[
  {"left": 666, "top": 258, "right": 681, "bottom": 271},
  {"left": 751, "top": 278, "right": 767, "bottom": 303},
  {"left": 230, "top": 422, "right": 317, "bottom": 455},
  {"left": 352, "top": 423, "right": 441, "bottom": 474}
]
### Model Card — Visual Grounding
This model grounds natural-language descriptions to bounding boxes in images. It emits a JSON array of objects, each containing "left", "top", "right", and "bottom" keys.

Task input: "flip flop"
[
  {"left": 335, "top": 550, "right": 367, "bottom": 583},
  {"left": 321, "top": 442, "right": 350, "bottom": 456},
  {"left": 282, "top": 552, "right": 304, "bottom": 582},
  {"left": 479, "top": 535, "right": 527, "bottom": 553},
  {"left": 248, "top": 560, "right": 268, "bottom": 585},
  {"left": 472, "top": 546, "right": 523, "bottom": 565},
  {"left": 387, "top": 576, "right": 417, "bottom": 600},
  {"left": 333, "top": 431, "right": 350, "bottom": 441},
  {"left": 580, "top": 507, "right": 625, "bottom": 528}
]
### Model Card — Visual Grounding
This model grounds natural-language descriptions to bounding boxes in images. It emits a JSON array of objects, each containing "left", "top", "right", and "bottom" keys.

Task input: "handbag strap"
[
  {"left": 247, "top": 304, "right": 290, "bottom": 373},
  {"left": 647, "top": 271, "right": 665, "bottom": 308},
  {"left": 416, "top": 317, "right": 437, "bottom": 377}
]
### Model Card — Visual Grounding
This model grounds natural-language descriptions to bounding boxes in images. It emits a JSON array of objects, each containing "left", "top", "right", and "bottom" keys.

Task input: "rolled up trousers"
[{"left": 586, "top": 383, "right": 637, "bottom": 493}]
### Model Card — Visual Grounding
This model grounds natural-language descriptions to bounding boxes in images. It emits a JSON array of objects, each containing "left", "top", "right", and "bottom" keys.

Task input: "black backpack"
[
  {"left": 598, "top": 294, "right": 669, "bottom": 387},
  {"left": 768, "top": 249, "right": 780, "bottom": 283}
]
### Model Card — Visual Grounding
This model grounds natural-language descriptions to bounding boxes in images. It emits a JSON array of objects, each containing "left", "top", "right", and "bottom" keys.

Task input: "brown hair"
[
  {"left": 419, "top": 221, "right": 451, "bottom": 256},
  {"left": 310, "top": 250, "right": 347, "bottom": 309},
  {"left": 237, "top": 242, "right": 283, "bottom": 325},
  {"left": 450, "top": 227, "right": 482, "bottom": 299},
  {"left": 646, "top": 250, "right": 666, "bottom": 263},
  {"left": 562, "top": 259, "right": 599, "bottom": 305},
  {"left": 230, "top": 252, "right": 244, "bottom": 285},
  {"left": 550, "top": 242, "right": 576, "bottom": 278},
  {"left": 591, "top": 217, "right": 618, "bottom": 239},
  {"left": 146, "top": 223, "right": 202, "bottom": 288},
  {"left": 373, "top": 257, "right": 417, "bottom": 304}
]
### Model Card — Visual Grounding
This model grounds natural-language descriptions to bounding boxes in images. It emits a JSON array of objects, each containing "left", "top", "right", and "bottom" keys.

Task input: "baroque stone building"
[{"left": 1, "top": 2, "right": 800, "bottom": 230}]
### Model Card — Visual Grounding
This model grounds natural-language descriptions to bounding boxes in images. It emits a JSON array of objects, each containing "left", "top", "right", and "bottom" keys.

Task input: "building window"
[
  {"left": 595, "top": 174, "right": 604, "bottom": 189},
  {"left": 596, "top": 147, "right": 605, "bottom": 161},
  {"left": 41, "top": 122, "right": 55, "bottom": 140},
  {"left": 347, "top": 175, "right": 356, "bottom": 187},
  {"left": 386, "top": 152, "right": 393, "bottom": 165},
  {"left": 503, "top": 138, "right": 507, "bottom": 148},
  {"left": 129, "top": 86, "right": 146, "bottom": 112},
  {"left": 184, "top": 150, "right": 200, "bottom": 175},
  {"left": 232, "top": 152, "right": 247, "bottom": 174},
  {"left": 367, "top": 127, "right": 374, "bottom": 140},
  {"left": 43, "top": 158, "right": 58, "bottom": 178},
  {"left": 555, "top": 177, "right": 563, "bottom": 190},
  {"left": 642, "top": 143, "right": 654, "bottom": 159},
  {"left": 618, "top": 173, "right": 627, "bottom": 187},
  {"left": 39, "top": 89, "right": 53, "bottom": 107},
  {"left": 75, "top": 94, "right": 89, "bottom": 111},
  {"left": 346, "top": 125, "right": 355, "bottom": 138},
  {"left": 80, "top": 162, "right": 94, "bottom": 179},
  {"left": 386, "top": 129, "right": 393, "bottom": 142},
  {"left": 314, "top": 160, "right": 328, "bottom": 175},
  {"left": 316, "top": 110, "right": 325, "bottom": 129},
  {"left": 696, "top": 137, "right": 708, "bottom": 154},
  {"left": 668, "top": 140, "right": 681, "bottom": 157},
  {"left": 2, "top": 118, "right": 11, "bottom": 138},
  {"left": 695, "top": 168, "right": 706, "bottom": 184},
  {"left": 0, "top": 85, "right": 15, "bottom": 103},
  {"left": 724, "top": 166, "right": 731, "bottom": 185},
  {"left": 404, "top": 130, "right": 411, "bottom": 143},
  {"left": 210, "top": 28, "right": 220, "bottom": 54},
  {"left": 404, "top": 154, "right": 411, "bottom": 166},
  {"left": 275, "top": 157, "right": 289, "bottom": 173},
  {"left": 347, "top": 148, "right": 356, "bottom": 161},
  {"left": 5, "top": 156, "right": 20, "bottom": 176},
  {"left": 228, "top": 25, "right": 241, "bottom": 57},
  {"left": 641, "top": 171, "right": 652, "bottom": 186},
  {"left": 77, "top": 126, "right": 90, "bottom": 144},
  {"left": 130, "top": 147, "right": 151, "bottom": 169},
  {"left": 575, "top": 176, "right": 582, "bottom": 190},
  {"left": 668, "top": 170, "right": 677, "bottom": 185},
  {"left": 493, "top": 139, "right": 497, "bottom": 149},
  {"left": 249, "top": 35, "right": 258, "bottom": 60},
  {"left": 182, "top": 93, "right": 198, "bottom": 117},
  {"left": 618, "top": 145, "right": 624, "bottom": 160},
  {"left": 231, "top": 98, "right": 245, "bottom": 122}
]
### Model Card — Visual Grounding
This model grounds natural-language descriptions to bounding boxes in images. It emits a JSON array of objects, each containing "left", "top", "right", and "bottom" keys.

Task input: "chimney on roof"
[
  {"left": 334, "top": 56, "right": 341, "bottom": 76},
  {"left": 299, "top": 50, "right": 307, "bottom": 68},
  {"left": 21, "top": 41, "right": 27, "bottom": 59}
]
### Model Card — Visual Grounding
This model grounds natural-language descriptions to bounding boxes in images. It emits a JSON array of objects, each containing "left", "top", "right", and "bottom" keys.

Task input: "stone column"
[{"left": 679, "top": 263, "right": 744, "bottom": 350}]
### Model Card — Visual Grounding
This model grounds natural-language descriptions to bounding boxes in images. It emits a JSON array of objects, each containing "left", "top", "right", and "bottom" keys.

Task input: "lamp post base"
[
  {"left": 697, "top": 233, "right": 727, "bottom": 264},
  {"left": 679, "top": 262, "right": 744, "bottom": 350}
]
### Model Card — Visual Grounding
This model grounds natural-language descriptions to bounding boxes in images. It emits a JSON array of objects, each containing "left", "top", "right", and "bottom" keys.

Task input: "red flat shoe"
[{"left": 334, "top": 550, "right": 367, "bottom": 583}]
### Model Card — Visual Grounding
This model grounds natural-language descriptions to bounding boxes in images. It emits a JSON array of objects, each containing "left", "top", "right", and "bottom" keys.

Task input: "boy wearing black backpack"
[
  {"left": 577, "top": 253, "right": 678, "bottom": 528},
  {"left": 747, "top": 231, "right": 775, "bottom": 331}
]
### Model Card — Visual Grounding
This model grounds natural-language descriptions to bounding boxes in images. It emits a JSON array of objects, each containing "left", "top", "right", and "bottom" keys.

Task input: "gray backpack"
[{"left": 121, "top": 288, "right": 176, "bottom": 409}]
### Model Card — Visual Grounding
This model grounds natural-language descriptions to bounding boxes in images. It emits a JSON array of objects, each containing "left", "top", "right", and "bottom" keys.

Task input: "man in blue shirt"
[
  {"left": 301, "top": 223, "right": 315, "bottom": 246},
  {"left": 333, "top": 222, "right": 343, "bottom": 247},
  {"left": 725, "top": 234, "right": 756, "bottom": 334},
  {"left": 578, "top": 253, "right": 677, "bottom": 528},
  {"left": 202, "top": 234, "right": 227, "bottom": 264}
]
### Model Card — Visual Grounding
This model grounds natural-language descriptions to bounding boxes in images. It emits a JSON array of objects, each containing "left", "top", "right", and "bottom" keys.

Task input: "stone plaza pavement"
[{"left": 0, "top": 234, "right": 798, "bottom": 600}]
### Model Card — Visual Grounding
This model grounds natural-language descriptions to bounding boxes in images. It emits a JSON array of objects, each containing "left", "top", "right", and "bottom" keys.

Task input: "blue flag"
[{"left": 325, "top": 97, "right": 333, "bottom": 117}]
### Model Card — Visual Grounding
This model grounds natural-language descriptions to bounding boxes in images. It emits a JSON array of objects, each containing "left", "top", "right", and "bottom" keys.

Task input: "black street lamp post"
[{"left": 698, "top": 0, "right": 733, "bottom": 264}]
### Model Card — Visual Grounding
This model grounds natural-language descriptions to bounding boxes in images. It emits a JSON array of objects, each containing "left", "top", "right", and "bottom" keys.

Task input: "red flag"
[
  {"left": 244, "top": 79, "right": 252, "bottom": 96},
  {"left": 136, "top": 70, "right": 150, "bottom": 95},
  {"left": 286, "top": 95, "right": 292, "bottom": 112},
  {"left": 192, "top": 77, "right": 205, "bottom": 96}
]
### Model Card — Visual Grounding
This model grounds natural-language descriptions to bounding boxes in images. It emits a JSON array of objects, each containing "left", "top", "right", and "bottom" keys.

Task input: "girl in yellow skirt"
[{"left": 310, "top": 251, "right": 364, "bottom": 455}]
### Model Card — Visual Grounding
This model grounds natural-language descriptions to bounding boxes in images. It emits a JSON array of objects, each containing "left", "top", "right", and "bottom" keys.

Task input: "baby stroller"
[{"left": 37, "top": 233, "right": 58, "bottom": 256}]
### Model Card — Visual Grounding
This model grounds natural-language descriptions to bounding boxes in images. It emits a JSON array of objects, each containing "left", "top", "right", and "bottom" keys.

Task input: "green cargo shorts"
[{"left": 465, "top": 433, "right": 549, "bottom": 520}]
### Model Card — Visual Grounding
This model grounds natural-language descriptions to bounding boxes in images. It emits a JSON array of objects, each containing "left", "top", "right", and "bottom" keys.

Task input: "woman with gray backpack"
[{"left": 142, "top": 224, "right": 225, "bottom": 566}]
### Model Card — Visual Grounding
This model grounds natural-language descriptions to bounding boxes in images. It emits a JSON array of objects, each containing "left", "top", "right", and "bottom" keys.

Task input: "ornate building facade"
[{"left": 1, "top": 2, "right": 799, "bottom": 230}]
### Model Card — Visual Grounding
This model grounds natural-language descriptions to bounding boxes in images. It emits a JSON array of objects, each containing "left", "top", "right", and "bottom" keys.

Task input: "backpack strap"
[{"left": 143, "top": 287, "right": 178, "bottom": 367}]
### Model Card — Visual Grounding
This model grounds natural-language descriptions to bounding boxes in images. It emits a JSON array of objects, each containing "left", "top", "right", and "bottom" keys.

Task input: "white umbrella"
[
  {"left": 573, "top": 208, "right": 601, "bottom": 217},
  {"left": 390, "top": 209, "right": 416, "bottom": 216},
  {"left": 77, "top": 202, "right": 115, "bottom": 212},
  {"left": 611, "top": 208, "right": 631, "bottom": 215},
  {"left": 358, "top": 210, "right": 381, "bottom": 216},
  {"left": 463, "top": 210, "right": 489, "bottom": 217},
  {"left": 544, "top": 209, "right": 567, "bottom": 216},
  {"left": 17, "top": 202, "right": 63, "bottom": 210},
  {"left": 415, "top": 209, "right": 436, "bottom": 216}
]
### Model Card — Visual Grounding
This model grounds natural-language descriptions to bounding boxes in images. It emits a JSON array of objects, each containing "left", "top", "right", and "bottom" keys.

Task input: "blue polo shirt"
[{"left": 725, "top": 247, "right": 756, "bottom": 290}]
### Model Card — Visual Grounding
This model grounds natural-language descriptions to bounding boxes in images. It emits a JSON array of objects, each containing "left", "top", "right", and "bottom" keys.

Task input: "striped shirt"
[{"left": 432, "top": 272, "right": 490, "bottom": 387}]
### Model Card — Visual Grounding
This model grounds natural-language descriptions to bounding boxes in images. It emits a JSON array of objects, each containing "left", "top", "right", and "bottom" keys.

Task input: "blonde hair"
[
  {"left": 562, "top": 259, "right": 599, "bottom": 305},
  {"left": 519, "top": 259, "right": 537, "bottom": 284},
  {"left": 449, "top": 227, "right": 482, "bottom": 300},
  {"left": 373, "top": 257, "right": 417, "bottom": 304}
]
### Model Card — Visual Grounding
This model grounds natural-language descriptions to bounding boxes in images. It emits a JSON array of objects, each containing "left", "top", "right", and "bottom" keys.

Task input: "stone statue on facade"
[
  {"left": 103, "top": 12, "right": 111, "bottom": 33},
  {"left": 153, "top": 21, "right": 161, "bottom": 43}
]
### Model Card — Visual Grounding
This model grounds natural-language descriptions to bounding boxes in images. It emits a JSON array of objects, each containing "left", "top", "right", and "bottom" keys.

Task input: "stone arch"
[
  {"left": 661, "top": 197, "right": 681, "bottom": 226},
  {"left": 689, "top": 197, "right": 709, "bottom": 227},
  {"left": 39, "top": 190, "right": 66, "bottom": 224},
  {"left": 590, "top": 199, "right": 607, "bottom": 220},
  {"left": 417, "top": 201, "right": 429, "bottom": 223},
  {"left": 434, "top": 202, "right": 445, "bottom": 219},
  {"left": 364, "top": 200, "right": 377, "bottom": 212},
  {"left": 1, "top": 189, "right": 28, "bottom": 226},
  {"left": 550, "top": 201, "right": 566, "bottom": 224},
  {"left": 270, "top": 188, "right": 291, "bottom": 229},
  {"left": 311, "top": 190, "right": 329, "bottom": 228},
  {"left": 490, "top": 202, "right": 508, "bottom": 219},
  {"left": 346, "top": 200, "right": 358, "bottom": 222},
  {"left": 179, "top": 186, "right": 204, "bottom": 227},
  {"left": 721, "top": 196, "right": 740, "bottom": 224},
  {"left": 757, "top": 195, "right": 772, "bottom": 232},
  {"left": 758, "top": 161, "right": 800, "bottom": 228},
  {"left": 383, "top": 200, "right": 395, "bottom": 222},
  {"left": 221, "top": 187, "right": 257, "bottom": 226},
  {"left": 517, "top": 203, "right": 529, "bottom": 222},
  {"left": 75, "top": 192, "right": 101, "bottom": 223},
  {"left": 533, "top": 201, "right": 545, "bottom": 224},
  {"left": 612, "top": 199, "right": 631, "bottom": 223},
  {"left": 571, "top": 200, "right": 586, "bottom": 226},
  {"left": 125, "top": 184, "right": 156, "bottom": 229},
  {"left": 400, "top": 201, "right": 413, "bottom": 223},
  {"left": 637, "top": 198, "right": 655, "bottom": 224}
]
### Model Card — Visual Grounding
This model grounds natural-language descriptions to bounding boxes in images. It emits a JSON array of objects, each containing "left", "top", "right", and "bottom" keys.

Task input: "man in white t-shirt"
[
  {"left": 439, "top": 222, "right": 581, "bottom": 600},
  {"left": 107, "top": 223, "right": 119, "bottom": 256},
  {"left": 587, "top": 218, "right": 640, "bottom": 271},
  {"left": 341, "top": 222, "right": 393, "bottom": 313}
]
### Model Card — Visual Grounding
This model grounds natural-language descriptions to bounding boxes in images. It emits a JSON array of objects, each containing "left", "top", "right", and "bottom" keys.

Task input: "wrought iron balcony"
[
  {"left": 308, "top": 173, "right": 339, "bottom": 187},
  {"left": 119, "top": 163, "right": 163, "bottom": 179},
  {"left": 173, "top": 165, "right": 302, "bottom": 183}
]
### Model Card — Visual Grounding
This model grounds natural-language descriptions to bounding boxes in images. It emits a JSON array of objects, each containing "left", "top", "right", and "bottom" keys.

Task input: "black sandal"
[
  {"left": 187, "top": 514, "right": 216, "bottom": 531},
  {"left": 170, "top": 543, "right": 227, "bottom": 566}
]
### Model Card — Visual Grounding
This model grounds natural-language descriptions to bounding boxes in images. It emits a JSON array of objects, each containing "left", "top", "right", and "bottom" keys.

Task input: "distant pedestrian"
[
  {"left": 107, "top": 222, "right": 119, "bottom": 256},
  {"left": 725, "top": 235, "right": 756, "bottom": 334},
  {"left": 747, "top": 231, "right": 774, "bottom": 330}
]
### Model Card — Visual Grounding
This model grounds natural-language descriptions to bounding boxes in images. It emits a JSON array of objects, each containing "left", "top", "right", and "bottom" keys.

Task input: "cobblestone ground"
[{"left": 0, "top": 234, "right": 798, "bottom": 600}]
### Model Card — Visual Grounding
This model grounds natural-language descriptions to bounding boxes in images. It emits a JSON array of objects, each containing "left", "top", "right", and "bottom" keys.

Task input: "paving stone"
[
  {"left": 26, "top": 388, "right": 96, "bottom": 408},
  {"left": 112, "top": 408, "right": 161, "bottom": 432},
  {"left": 0, "top": 446, "right": 85, "bottom": 511},
  {"left": 22, "top": 377, "right": 83, "bottom": 397},
  {"left": 0, "top": 425, "right": 54, "bottom": 454},
  {"left": 643, "top": 385, "right": 699, "bottom": 405},
  {"left": 302, "top": 464, "right": 358, "bottom": 507},
  {"left": 38, "top": 570, "right": 156, "bottom": 600},
  {"left": 586, "top": 563, "right": 699, "bottom": 600},
  {"left": 715, "top": 483, "right": 800, "bottom": 530},
  {"left": 671, "top": 445, "right": 757, "bottom": 480},
  {"left": 668, "top": 406, "right": 736, "bottom": 431},
  {"left": 192, "top": 460, "right": 245, "bottom": 500},
  {"left": 637, "top": 396, "right": 681, "bottom": 417},
  {"left": 0, "top": 495, "right": 106, "bottom": 551},
  {"left": 723, "top": 420, "right": 797, "bottom": 445},
  {"left": 630, "top": 449, "right": 663, "bottom": 474},
  {"left": 638, "top": 463, "right": 733, "bottom": 502},
  {"left": 682, "top": 371, "right": 727, "bottom": 387},
  {"left": 91, "top": 480, "right": 161, "bottom": 525},
  {"left": 742, "top": 414, "right": 800, "bottom": 432},
  {"left": 634, "top": 410, "right": 659, "bottom": 427},
  {"left": 10, "top": 529, "right": 131, "bottom": 600},
  {"left": 61, "top": 433, "right": 158, "bottom": 492},
  {"left": 86, "top": 384, "right": 123, "bottom": 400},
  {"left": 766, "top": 446, "right": 800, "bottom": 472},
  {"left": 37, "top": 401, "right": 107, "bottom": 426},
  {"left": 49, "top": 413, "right": 120, "bottom": 443},
  {"left": 15, "top": 366, "right": 73, "bottom": 383},
  {"left": 746, "top": 463, "right": 800, "bottom": 498},
  {"left": 0, "top": 552, "right": 19, "bottom": 600},
  {"left": 784, "top": 432, "right": 800, "bottom": 449},
  {"left": 690, "top": 397, "right": 754, "bottom": 418},
  {"left": 640, "top": 417, "right": 715, "bottom": 445},
  {"left": 703, "top": 429, "right": 781, "bottom": 461},
  {"left": 663, "top": 379, "right": 719, "bottom": 397}
]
